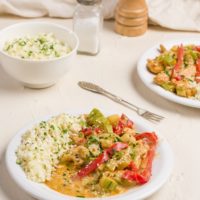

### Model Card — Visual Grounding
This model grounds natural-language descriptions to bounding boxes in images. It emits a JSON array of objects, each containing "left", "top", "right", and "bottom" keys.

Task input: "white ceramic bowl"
[{"left": 0, "top": 22, "right": 79, "bottom": 88}]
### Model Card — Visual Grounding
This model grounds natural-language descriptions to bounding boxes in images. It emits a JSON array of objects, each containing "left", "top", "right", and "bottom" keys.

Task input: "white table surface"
[{"left": 0, "top": 16, "right": 200, "bottom": 200}]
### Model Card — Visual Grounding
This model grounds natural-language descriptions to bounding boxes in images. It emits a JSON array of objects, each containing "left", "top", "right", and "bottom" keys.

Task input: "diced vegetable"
[
  {"left": 176, "top": 86, "right": 197, "bottom": 97},
  {"left": 113, "top": 114, "right": 134, "bottom": 135},
  {"left": 161, "top": 82, "right": 176, "bottom": 92},
  {"left": 106, "top": 160, "right": 117, "bottom": 171},
  {"left": 87, "top": 135, "right": 99, "bottom": 145},
  {"left": 100, "top": 176, "right": 118, "bottom": 191},
  {"left": 120, "top": 132, "right": 136, "bottom": 143},
  {"left": 107, "top": 114, "right": 120, "bottom": 126},
  {"left": 117, "top": 160, "right": 130, "bottom": 170},
  {"left": 113, "top": 151, "right": 123, "bottom": 160},
  {"left": 100, "top": 139, "right": 113, "bottom": 149},
  {"left": 87, "top": 108, "right": 113, "bottom": 133},
  {"left": 88, "top": 143, "right": 101, "bottom": 156},
  {"left": 159, "top": 53, "right": 176, "bottom": 66}
]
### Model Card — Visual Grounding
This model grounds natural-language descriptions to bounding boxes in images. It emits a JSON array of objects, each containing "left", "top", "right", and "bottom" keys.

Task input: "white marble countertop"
[{"left": 0, "top": 16, "right": 200, "bottom": 200}]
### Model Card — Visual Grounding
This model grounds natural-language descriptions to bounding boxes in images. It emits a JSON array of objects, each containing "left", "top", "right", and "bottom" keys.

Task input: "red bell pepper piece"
[
  {"left": 195, "top": 46, "right": 200, "bottom": 52},
  {"left": 127, "top": 161, "right": 138, "bottom": 172},
  {"left": 113, "top": 114, "right": 134, "bottom": 135},
  {"left": 171, "top": 44, "right": 184, "bottom": 80},
  {"left": 76, "top": 151, "right": 109, "bottom": 178},
  {"left": 113, "top": 124, "right": 123, "bottom": 135},
  {"left": 94, "top": 127, "right": 101, "bottom": 133},
  {"left": 81, "top": 127, "right": 102, "bottom": 136},
  {"left": 121, "top": 114, "right": 134, "bottom": 128},
  {"left": 122, "top": 132, "right": 157, "bottom": 184},
  {"left": 75, "top": 142, "right": 128, "bottom": 179},
  {"left": 195, "top": 59, "right": 200, "bottom": 83},
  {"left": 135, "top": 132, "right": 158, "bottom": 145},
  {"left": 106, "top": 142, "right": 128, "bottom": 154},
  {"left": 123, "top": 170, "right": 149, "bottom": 184},
  {"left": 81, "top": 127, "right": 93, "bottom": 136}
]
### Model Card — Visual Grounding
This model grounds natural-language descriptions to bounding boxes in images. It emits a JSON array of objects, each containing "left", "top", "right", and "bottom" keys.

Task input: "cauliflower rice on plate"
[{"left": 16, "top": 113, "right": 85, "bottom": 182}]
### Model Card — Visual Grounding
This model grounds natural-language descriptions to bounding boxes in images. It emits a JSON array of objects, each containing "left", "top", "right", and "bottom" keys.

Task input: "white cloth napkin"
[
  {"left": 0, "top": 0, "right": 200, "bottom": 32},
  {"left": 0, "top": 0, "right": 118, "bottom": 19},
  {"left": 146, "top": 0, "right": 200, "bottom": 32}
]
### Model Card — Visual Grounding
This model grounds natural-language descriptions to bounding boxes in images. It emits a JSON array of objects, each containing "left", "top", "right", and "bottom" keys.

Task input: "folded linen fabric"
[
  {"left": 147, "top": 0, "right": 200, "bottom": 32},
  {"left": 0, "top": 0, "right": 118, "bottom": 19},
  {"left": 0, "top": 0, "right": 200, "bottom": 32}
]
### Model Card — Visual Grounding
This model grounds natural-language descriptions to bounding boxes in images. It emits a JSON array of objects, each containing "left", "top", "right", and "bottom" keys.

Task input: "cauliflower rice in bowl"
[
  {"left": 0, "top": 22, "right": 79, "bottom": 88},
  {"left": 3, "top": 33, "right": 72, "bottom": 60}
]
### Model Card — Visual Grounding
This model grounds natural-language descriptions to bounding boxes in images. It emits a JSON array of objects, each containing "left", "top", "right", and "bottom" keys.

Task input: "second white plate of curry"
[{"left": 137, "top": 38, "right": 200, "bottom": 108}]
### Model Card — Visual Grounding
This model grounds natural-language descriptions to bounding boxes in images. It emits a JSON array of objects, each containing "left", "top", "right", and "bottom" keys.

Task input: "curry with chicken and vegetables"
[
  {"left": 147, "top": 44, "right": 200, "bottom": 98},
  {"left": 46, "top": 109, "right": 158, "bottom": 197}
]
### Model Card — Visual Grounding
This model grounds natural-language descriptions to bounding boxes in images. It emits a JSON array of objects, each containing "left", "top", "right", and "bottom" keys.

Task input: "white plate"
[
  {"left": 137, "top": 38, "right": 200, "bottom": 108},
  {"left": 6, "top": 110, "right": 173, "bottom": 200}
]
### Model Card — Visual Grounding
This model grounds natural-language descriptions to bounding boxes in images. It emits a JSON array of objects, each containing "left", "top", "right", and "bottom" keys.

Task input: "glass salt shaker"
[{"left": 73, "top": 0, "right": 103, "bottom": 55}]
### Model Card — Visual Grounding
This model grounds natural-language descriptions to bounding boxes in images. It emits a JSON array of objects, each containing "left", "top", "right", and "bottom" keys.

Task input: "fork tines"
[{"left": 141, "top": 111, "right": 164, "bottom": 123}]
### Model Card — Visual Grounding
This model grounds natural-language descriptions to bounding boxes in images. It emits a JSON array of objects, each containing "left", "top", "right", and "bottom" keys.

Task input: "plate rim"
[
  {"left": 5, "top": 110, "right": 174, "bottom": 200},
  {"left": 137, "top": 38, "right": 200, "bottom": 108}
]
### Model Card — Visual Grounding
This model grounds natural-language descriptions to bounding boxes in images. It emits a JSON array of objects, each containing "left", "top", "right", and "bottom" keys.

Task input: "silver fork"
[{"left": 78, "top": 81, "right": 164, "bottom": 123}]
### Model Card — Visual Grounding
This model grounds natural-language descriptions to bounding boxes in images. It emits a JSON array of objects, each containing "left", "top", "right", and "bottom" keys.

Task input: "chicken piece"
[
  {"left": 159, "top": 44, "right": 167, "bottom": 53},
  {"left": 123, "top": 127, "right": 136, "bottom": 135},
  {"left": 147, "top": 59, "right": 164, "bottom": 74},
  {"left": 184, "top": 54, "right": 195, "bottom": 66},
  {"left": 154, "top": 71, "right": 170, "bottom": 85},
  {"left": 175, "top": 79, "right": 197, "bottom": 97},
  {"left": 121, "top": 128, "right": 136, "bottom": 144},
  {"left": 132, "top": 141, "right": 149, "bottom": 169},
  {"left": 180, "top": 65, "right": 196, "bottom": 80},
  {"left": 60, "top": 146, "right": 89, "bottom": 167},
  {"left": 73, "top": 146, "right": 90, "bottom": 159},
  {"left": 70, "top": 134, "right": 85, "bottom": 145}
]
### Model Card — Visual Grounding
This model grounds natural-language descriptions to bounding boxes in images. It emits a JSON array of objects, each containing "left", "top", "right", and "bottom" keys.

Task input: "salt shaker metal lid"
[{"left": 77, "top": 0, "right": 101, "bottom": 5}]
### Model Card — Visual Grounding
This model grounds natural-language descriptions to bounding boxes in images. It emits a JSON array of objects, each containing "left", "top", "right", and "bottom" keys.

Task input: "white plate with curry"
[
  {"left": 6, "top": 108, "right": 173, "bottom": 200},
  {"left": 137, "top": 38, "right": 200, "bottom": 108}
]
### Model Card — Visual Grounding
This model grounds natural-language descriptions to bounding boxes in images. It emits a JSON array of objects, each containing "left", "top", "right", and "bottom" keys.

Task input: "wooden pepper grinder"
[{"left": 115, "top": 0, "right": 148, "bottom": 37}]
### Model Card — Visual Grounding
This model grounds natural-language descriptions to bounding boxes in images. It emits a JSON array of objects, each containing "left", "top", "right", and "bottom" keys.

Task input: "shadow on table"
[
  {"left": 103, "top": 19, "right": 115, "bottom": 32},
  {"left": 0, "top": 152, "right": 35, "bottom": 200},
  {"left": 0, "top": 65, "right": 24, "bottom": 93},
  {"left": 130, "top": 66, "right": 200, "bottom": 118}
]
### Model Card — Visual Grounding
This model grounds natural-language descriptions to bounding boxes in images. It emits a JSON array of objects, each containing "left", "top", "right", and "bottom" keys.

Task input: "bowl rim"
[{"left": 0, "top": 21, "right": 79, "bottom": 63}]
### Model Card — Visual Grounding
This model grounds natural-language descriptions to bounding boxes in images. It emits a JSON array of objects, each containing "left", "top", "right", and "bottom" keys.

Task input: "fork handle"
[
  {"left": 78, "top": 81, "right": 139, "bottom": 113},
  {"left": 100, "top": 89, "right": 139, "bottom": 112}
]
